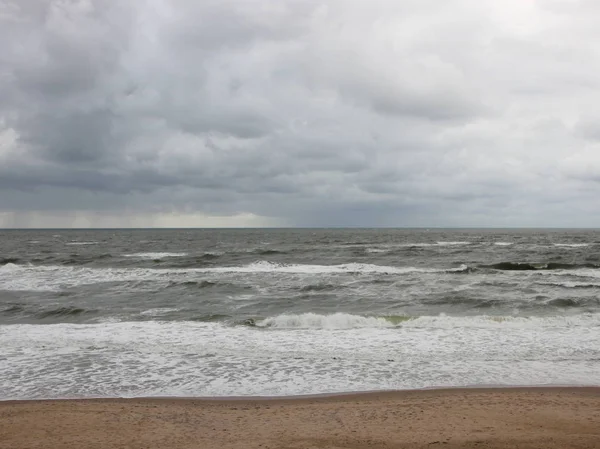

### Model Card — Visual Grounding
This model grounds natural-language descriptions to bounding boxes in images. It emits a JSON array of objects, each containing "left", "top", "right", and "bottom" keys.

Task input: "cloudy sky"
[{"left": 1, "top": 0, "right": 599, "bottom": 228}]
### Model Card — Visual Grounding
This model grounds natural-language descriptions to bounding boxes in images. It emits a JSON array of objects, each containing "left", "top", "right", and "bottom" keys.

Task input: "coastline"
[{"left": 2, "top": 387, "right": 599, "bottom": 448}]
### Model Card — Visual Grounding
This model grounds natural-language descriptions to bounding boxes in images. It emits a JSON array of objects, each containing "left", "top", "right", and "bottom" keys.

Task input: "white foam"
[
  {"left": 140, "top": 308, "right": 181, "bottom": 316},
  {"left": 494, "top": 242, "right": 513, "bottom": 246},
  {"left": 1, "top": 316, "right": 599, "bottom": 400},
  {"left": 401, "top": 314, "right": 600, "bottom": 329},
  {"left": 125, "top": 252, "right": 189, "bottom": 259},
  {"left": 0, "top": 262, "right": 468, "bottom": 292},
  {"left": 0, "top": 262, "right": 21, "bottom": 272},
  {"left": 66, "top": 242, "right": 98, "bottom": 245},
  {"left": 339, "top": 242, "right": 473, "bottom": 249},
  {"left": 256, "top": 313, "right": 600, "bottom": 329},
  {"left": 257, "top": 313, "right": 394, "bottom": 329},
  {"left": 207, "top": 261, "right": 465, "bottom": 275},
  {"left": 553, "top": 243, "right": 590, "bottom": 248}
]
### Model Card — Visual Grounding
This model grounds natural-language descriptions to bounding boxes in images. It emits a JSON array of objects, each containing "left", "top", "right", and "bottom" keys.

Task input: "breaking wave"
[
  {"left": 125, "top": 252, "right": 189, "bottom": 259},
  {"left": 253, "top": 313, "right": 400, "bottom": 329},
  {"left": 553, "top": 243, "right": 590, "bottom": 248},
  {"left": 245, "top": 313, "right": 600, "bottom": 329}
]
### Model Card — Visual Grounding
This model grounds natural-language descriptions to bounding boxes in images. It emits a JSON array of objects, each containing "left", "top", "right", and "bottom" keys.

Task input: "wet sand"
[{"left": 1, "top": 387, "right": 600, "bottom": 449}]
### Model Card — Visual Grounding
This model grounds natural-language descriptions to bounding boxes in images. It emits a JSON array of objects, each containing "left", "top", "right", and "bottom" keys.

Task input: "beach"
[{"left": 2, "top": 387, "right": 599, "bottom": 449}]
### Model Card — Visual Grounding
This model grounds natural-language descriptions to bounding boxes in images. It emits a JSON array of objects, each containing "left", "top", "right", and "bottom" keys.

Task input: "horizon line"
[{"left": 0, "top": 226, "right": 598, "bottom": 231}]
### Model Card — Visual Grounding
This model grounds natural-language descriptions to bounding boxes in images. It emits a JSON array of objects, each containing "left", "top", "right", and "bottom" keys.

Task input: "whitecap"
[
  {"left": 125, "top": 252, "right": 188, "bottom": 259},
  {"left": 257, "top": 313, "right": 393, "bottom": 329},
  {"left": 140, "top": 308, "right": 181, "bottom": 316}
]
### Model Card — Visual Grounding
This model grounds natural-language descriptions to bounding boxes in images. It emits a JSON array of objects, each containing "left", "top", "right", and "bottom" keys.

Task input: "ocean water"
[{"left": 1, "top": 228, "right": 600, "bottom": 399}]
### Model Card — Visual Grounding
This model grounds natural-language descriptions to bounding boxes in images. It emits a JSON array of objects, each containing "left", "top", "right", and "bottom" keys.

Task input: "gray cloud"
[{"left": 1, "top": 0, "right": 600, "bottom": 227}]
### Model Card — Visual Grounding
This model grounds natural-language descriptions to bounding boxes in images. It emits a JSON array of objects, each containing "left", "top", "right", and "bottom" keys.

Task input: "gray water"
[{"left": 1, "top": 228, "right": 600, "bottom": 399}]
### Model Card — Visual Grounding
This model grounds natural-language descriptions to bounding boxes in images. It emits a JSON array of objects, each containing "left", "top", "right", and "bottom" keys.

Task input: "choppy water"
[{"left": 1, "top": 228, "right": 599, "bottom": 399}]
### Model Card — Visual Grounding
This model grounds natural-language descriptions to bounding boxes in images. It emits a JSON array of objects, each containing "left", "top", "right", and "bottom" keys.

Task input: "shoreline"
[
  {"left": 2, "top": 386, "right": 600, "bottom": 448},
  {"left": 3, "top": 383, "right": 599, "bottom": 403}
]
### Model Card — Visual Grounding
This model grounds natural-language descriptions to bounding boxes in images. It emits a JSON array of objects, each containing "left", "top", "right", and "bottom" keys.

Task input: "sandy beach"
[{"left": 1, "top": 387, "right": 599, "bottom": 449}]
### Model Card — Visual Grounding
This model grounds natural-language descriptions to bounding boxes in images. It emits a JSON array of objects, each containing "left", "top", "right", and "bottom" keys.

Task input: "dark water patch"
[
  {"left": 167, "top": 280, "right": 247, "bottom": 289},
  {"left": 62, "top": 254, "right": 112, "bottom": 265},
  {"left": 252, "top": 249, "right": 286, "bottom": 256},
  {"left": 35, "top": 306, "right": 95, "bottom": 319},
  {"left": 364, "top": 278, "right": 396, "bottom": 285},
  {"left": 547, "top": 298, "right": 579, "bottom": 308},
  {"left": 238, "top": 317, "right": 260, "bottom": 327},
  {"left": 545, "top": 298, "right": 598, "bottom": 308},
  {"left": 424, "top": 294, "right": 487, "bottom": 307},
  {"left": 193, "top": 280, "right": 218, "bottom": 288},
  {"left": 473, "top": 299, "right": 503, "bottom": 309},
  {"left": 188, "top": 314, "right": 232, "bottom": 322},
  {"left": 486, "top": 262, "right": 538, "bottom": 271},
  {"left": 0, "top": 257, "right": 20, "bottom": 265},
  {"left": 546, "top": 262, "right": 600, "bottom": 269},
  {"left": 299, "top": 283, "right": 338, "bottom": 292},
  {"left": 160, "top": 254, "right": 224, "bottom": 267},
  {"left": 1, "top": 303, "right": 25, "bottom": 314},
  {"left": 484, "top": 261, "right": 600, "bottom": 271},
  {"left": 200, "top": 253, "right": 221, "bottom": 260},
  {"left": 537, "top": 281, "right": 600, "bottom": 289},
  {"left": 56, "top": 291, "right": 75, "bottom": 297},
  {"left": 351, "top": 248, "right": 369, "bottom": 256}
]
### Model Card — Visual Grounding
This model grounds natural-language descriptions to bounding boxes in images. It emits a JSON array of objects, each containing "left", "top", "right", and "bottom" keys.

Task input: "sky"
[{"left": 1, "top": 0, "right": 600, "bottom": 228}]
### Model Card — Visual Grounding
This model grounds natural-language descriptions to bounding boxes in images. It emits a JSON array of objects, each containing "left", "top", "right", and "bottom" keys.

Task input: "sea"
[{"left": 1, "top": 228, "right": 599, "bottom": 400}]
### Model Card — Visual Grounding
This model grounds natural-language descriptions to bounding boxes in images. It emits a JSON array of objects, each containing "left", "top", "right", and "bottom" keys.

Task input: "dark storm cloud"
[{"left": 1, "top": 0, "right": 600, "bottom": 227}]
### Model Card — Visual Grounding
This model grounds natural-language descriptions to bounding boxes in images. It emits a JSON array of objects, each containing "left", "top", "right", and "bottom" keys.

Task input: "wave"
[
  {"left": 253, "top": 313, "right": 400, "bottom": 329},
  {"left": 125, "top": 252, "right": 188, "bottom": 259},
  {"left": 167, "top": 280, "right": 220, "bottom": 288},
  {"left": 243, "top": 312, "right": 600, "bottom": 329},
  {"left": 484, "top": 262, "right": 600, "bottom": 271},
  {"left": 1, "top": 303, "right": 25, "bottom": 314},
  {"left": 545, "top": 298, "right": 600, "bottom": 308},
  {"left": 553, "top": 243, "right": 590, "bottom": 248},
  {"left": 536, "top": 281, "right": 600, "bottom": 289},
  {"left": 0, "top": 261, "right": 472, "bottom": 292},
  {"left": 190, "top": 314, "right": 233, "bottom": 322},
  {"left": 0, "top": 257, "right": 20, "bottom": 265},
  {"left": 34, "top": 306, "right": 95, "bottom": 319},
  {"left": 298, "top": 283, "right": 339, "bottom": 292},
  {"left": 200, "top": 252, "right": 222, "bottom": 260},
  {"left": 62, "top": 254, "right": 113, "bottom": 265},
  {"left": 249, "top": 249, "right": 286, "bottom": 255},
  {"left": 365, "top": 248, "right": 388, "bottom": 253},
  {"left": 66, "top": 242, "right": 98, "bottom": 246},
  {"left": 0, "top": 262, "right": 21, "bottom": 271},
  {"left": 139, "top": 308, "right": 181, "bottom": 316},
  {"left": 204, "top": 261, "right": 470, "bottom": 275}
]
